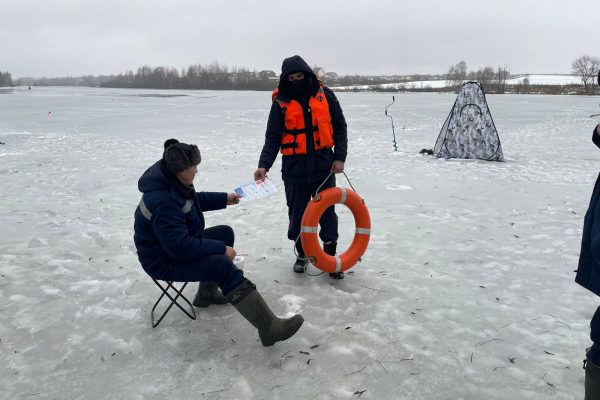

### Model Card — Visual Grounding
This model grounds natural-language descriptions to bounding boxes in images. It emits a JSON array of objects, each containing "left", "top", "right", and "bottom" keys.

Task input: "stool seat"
[{"left": 151, "top": 279, "right": 196, "bottom": 328}]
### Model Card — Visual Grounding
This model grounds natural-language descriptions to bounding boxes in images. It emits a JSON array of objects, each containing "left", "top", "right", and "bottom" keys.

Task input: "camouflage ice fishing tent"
[{"left": 433, "top": 82, "right": 505, "bottom": 161}]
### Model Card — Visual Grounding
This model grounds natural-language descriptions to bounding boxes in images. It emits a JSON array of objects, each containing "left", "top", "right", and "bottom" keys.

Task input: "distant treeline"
[
  {"left": 94, "top": 63, "right": 472, "bottom": 91},
  {"left": 16, "top": 75, "right": 115, "bottom": 87},
  {"left": 0, "top": 71, "right": 12, "bottom": 86},
  {"left": 6, "top": 55, "right": 599, "bottom": 95},
  {"left": 101, "top": 62, "right": 279, "bottom": 90}
]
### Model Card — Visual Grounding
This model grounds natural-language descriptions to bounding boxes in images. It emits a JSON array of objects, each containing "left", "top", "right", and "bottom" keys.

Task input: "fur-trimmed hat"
[{"left": 163, "top": 138, "right": 201, "bottom": 173}]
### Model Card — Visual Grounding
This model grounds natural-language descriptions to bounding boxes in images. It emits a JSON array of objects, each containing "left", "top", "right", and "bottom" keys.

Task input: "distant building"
[
  {"left": 325, "top": 72, "right": 338, "bottom": 80},
  {"left": 312, "top": 67, "right": 326, "bottom": 80},
  {"left": 259, "top": 70, "right": 277, "bottom": 80}
]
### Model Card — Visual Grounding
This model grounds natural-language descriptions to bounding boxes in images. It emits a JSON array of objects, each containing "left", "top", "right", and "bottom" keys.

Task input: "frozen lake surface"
[{"left": 1, "top": 86, "right": 600, "bottom": 399}]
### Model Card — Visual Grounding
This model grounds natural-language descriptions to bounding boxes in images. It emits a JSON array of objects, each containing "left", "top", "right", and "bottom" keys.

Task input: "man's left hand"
[
  {"left": 227, "top": 193, "right": 242, "bottom": 205},
  {"left": 331, "top": 160, "right": 345, "bottom": 174}
]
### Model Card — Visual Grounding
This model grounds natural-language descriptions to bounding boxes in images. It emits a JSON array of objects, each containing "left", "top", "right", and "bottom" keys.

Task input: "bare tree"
[
  {"left": 522, "top": 74, "right": 530, "bottom": 94},
  {"left": 446, "top": 61, "right": 467, "bottom": 88},
  {"left": 513, "top": 73, "right": 530, "bottom": 94},
  {"left": 495, "top": 65, "right": 510, "bottom": 94},
  {"left": 0, "top": 71, "right": 12, "bottom": 87},
  {"left": 475, "top": 66, "right": 495, "bottom": 91},
  {"left": 572, "top": 55, "right": 600, "bottom": 94}
]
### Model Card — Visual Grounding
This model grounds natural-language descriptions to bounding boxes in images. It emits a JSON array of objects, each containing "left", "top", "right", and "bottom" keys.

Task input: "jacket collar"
[{"left": 160, "top": 160, "right": 195, "bottom": 199}]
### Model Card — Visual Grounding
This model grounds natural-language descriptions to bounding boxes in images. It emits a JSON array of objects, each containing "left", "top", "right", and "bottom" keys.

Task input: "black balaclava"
[
  {"left": 288, "top": 72, "right": 311, "bottom": 100},
  {"left": 278, "top": 55, "right": 319, "bottom": 101}
]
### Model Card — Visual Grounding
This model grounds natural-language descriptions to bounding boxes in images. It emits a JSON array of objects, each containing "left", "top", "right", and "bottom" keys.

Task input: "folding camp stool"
[{"left": 150, "top": 278, "right": 196, "bottom": 328}]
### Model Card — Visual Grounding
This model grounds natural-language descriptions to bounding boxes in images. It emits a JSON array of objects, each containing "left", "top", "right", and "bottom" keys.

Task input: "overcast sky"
[{"left": 2, "top": 0, "right": 598, "bottom": 78}]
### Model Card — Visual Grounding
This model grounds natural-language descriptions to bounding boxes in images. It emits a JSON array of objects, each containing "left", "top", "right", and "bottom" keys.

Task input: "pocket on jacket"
[
  {"left": 316, "top": 116, "right": 334, "bottom": 148},
  {"left": 315, "top": 149, "right": 334, "bottom": 174}
]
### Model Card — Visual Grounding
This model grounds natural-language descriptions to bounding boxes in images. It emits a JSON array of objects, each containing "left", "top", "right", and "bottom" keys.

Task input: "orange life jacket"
[{"left": 272, "top": 84, "right": 334, "bottom": 156}]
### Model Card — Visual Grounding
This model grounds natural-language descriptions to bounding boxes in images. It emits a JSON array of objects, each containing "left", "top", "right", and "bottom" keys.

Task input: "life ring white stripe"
[
  {"left": 301, "top": 226, "right": 318, "bottom": 233},
  {"left": 335, "top": 255, "right": 342, "bottom": 272},
  {"left": 339, "top": 188, "right": 347, "bottom": 205},
  {"left": 356, "top": 228, "right": 371, "bottom": 235}
]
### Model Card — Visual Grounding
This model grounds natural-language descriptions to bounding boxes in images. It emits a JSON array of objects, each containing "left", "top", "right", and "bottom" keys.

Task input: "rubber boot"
[
  {"left": 230, "top": 279, "right": 304, "bottom": 346},
  {"left": 585, "top": 357, "right": 600, "bottom": 400},
  {"left": 193, "top": 281, "right": 229, "bottom": 308},
  {"left": 324, "top": 241, "right": 344, "bottom": 280},
  {"left": 293, "top": 241, "right": 308, "bottom": 273}
]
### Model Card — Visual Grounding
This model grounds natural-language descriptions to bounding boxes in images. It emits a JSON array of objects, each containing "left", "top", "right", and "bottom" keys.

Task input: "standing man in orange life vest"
[{"left": 254, "top": 55, "right": 348, "bottom": 279}]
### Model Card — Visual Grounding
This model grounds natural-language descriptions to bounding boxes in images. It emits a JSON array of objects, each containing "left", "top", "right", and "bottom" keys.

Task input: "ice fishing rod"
[{"left": 384, "top": 95, "right": 398, "bottom": 151}]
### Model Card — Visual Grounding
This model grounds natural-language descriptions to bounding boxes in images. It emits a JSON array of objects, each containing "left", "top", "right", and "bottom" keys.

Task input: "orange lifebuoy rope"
[{"left": 300, "top": 187, "right": 371, "bottom": 273}]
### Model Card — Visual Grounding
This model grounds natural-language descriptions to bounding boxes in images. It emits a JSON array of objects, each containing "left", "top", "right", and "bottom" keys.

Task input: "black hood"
[
  {"left": 278, "top": 55, "right": 320, "bottom": 99},
  {"left": 138, "top": 161, "right": 171, "bottom": 194},
  {"left": 138, "top": 160, "right": 195, "bottom": 199}
]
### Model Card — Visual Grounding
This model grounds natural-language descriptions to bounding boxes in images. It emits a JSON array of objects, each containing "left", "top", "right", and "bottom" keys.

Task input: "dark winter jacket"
[
  {"left": 576, "top": 128, "right": 600, "bottom": 297},
  {"left": 258, "top": 55, "right": 348, "bottom": 183},
  {"left": 134, "top": 160, "right": 228, "bottom": 276}
]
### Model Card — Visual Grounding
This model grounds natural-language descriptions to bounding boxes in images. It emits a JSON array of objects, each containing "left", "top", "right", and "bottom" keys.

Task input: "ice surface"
[{"left": 1, "top": 86, "right": 599, "bottom": 399}]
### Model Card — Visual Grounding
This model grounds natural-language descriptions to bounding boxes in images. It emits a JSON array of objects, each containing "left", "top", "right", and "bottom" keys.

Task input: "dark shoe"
[
  {"left": 293, "top": 241, "right": 308, "bottom": 273},
  {"left": 193, "top": 282, "right": 229, "bottom": 308},
  {"left": 293, "top": 258, "right": 308, "bottom": 273},
  {"left": 230, "top": 279, "right": 304, "bottom": 346},
  {"left": 323, "top": 242, "right": 344, "bottom": 279}
]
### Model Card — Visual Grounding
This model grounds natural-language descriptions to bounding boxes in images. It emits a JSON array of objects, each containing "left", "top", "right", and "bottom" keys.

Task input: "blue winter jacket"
[
  {"left": 134, "top": 160, "right": 228, "bottom": 277},
  {"left": 576, "top": 128, "right": 600, "bottom": 297}
]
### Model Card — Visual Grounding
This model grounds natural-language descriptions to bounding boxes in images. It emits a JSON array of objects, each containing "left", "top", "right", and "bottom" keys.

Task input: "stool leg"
[{"left": 151, "top": 280, "right": 197, "bottom": 328}]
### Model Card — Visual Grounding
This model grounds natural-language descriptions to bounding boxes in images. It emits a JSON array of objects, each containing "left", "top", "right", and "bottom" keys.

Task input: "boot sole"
[
  {"left": 260, "top": 315, "right": 304, "bottom": 346},
  {"left": 193, "top": 299, "right": 230, "bottom": 308}
]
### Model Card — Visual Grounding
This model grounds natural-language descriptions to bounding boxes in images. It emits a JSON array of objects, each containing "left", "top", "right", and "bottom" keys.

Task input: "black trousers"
[
  {"left": 588, "top": 308, "right": 600, "bottom": 400},
  {"left": 284, "top": 175, "right": 338, "bottom": 245},
  {"left": 151, "top": 225, "right": 244, "bottom": 296}
]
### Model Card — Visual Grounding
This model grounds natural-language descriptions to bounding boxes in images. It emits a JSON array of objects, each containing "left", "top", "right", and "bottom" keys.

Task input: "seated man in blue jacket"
[{"left": 134, "top": 139, "right": 303, "bottom": 346}]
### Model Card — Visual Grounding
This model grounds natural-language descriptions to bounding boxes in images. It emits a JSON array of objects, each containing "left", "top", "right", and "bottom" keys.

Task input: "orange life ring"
[{"left": 300, "top": 187, "right": 371, "bottom": 273}]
